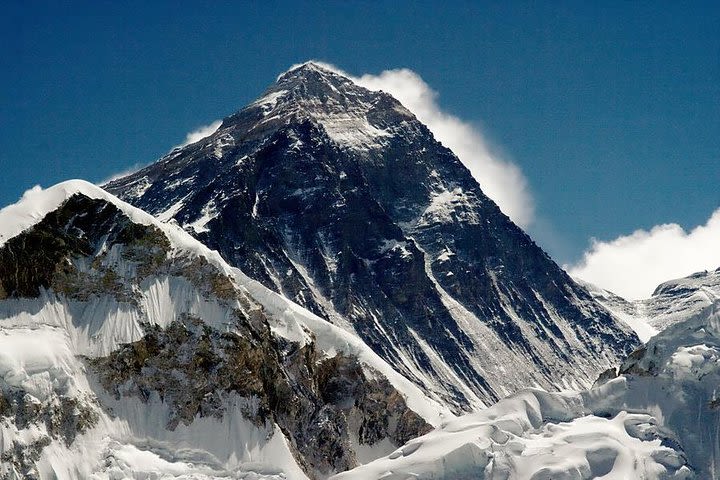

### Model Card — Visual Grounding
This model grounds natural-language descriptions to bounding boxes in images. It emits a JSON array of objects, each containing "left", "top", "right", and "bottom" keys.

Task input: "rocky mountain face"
[
  {"left": 1, "top": 63, "right": 714, "bottom": 480},
  {"left": 581, "top": 267, "right": 720, "bottom": 340},
  {"left": 0, "top": 181, "right": 438, "bottom": 479},
  {"left": 106, "top": 62, "right": 639, "bottom": 411}
]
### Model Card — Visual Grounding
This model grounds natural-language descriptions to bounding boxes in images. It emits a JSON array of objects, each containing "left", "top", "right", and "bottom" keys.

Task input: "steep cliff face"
[
  {"left": 106, "top": 62, "right": 639, "bottom": 410},
  {"left": 0, "top": 181, "right": 437, "bottom": 479}
]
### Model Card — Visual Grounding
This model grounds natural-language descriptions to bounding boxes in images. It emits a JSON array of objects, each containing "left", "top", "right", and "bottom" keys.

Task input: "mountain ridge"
[
  {"left": 0, "top": 180, "right": 449, "bottom": 478},
  {"left": 1, "top": 62, "right": 714, "bottom": 480}
]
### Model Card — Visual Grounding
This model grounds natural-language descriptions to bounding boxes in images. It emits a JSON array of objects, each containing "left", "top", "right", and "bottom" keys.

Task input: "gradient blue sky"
[{"left": 2, "top": 1, "right": 718, "bottom": 265}]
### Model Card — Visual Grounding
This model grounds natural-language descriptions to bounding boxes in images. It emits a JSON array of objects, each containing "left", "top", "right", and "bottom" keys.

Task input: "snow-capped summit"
[
  {"left": 220, "top": 60, "right": 413, "bottom": 153},
  {"left": 105, "top": 62, "right": 640, "bottom": 411},
  {"left": 647, "top": 268, "right": 720, "bottom": 330},
  {"left": 273, "top": 61, "right": 359, "bottom": 95}
]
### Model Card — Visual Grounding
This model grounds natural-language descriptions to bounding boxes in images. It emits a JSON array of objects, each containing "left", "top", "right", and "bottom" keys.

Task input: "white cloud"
[
  {"left": 568, "top": 208, "right": 720, "bottom": 300},
  {"left": 176, "top": 119, "right": 222, "bottom": 149},
  {"left": 351, "top": 68, "right": 534, "bottom": 227}
]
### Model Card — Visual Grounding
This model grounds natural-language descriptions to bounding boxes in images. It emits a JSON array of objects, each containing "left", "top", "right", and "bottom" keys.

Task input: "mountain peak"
[
  {"left": 277, "top": 60, "right": 344, "bottom": 80},
  {"left": 106, "top": 64, "right": 639, "bottom": 411},
  {"left": 271, "top": 61, "right": 356, "bottom": 95},
  {"left": 216, "top": 62, "right": 416, "bottom": 152}
]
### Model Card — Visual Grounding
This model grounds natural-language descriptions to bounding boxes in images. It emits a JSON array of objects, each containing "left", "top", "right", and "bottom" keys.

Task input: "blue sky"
[{"left": 2, "top": 1, "right": 718, "bottom": 273}]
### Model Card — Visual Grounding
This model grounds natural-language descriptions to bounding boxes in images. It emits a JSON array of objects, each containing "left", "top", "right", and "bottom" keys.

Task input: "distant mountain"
[
  {"left": 106, "top": 62, "right": 639, "bottom": 411},
  {"left": 0, "top": 181, "right": 445, "bottom": 479},
  {"left": 646, "top": 268, "right": 720, "bottom": 330},
  {"left": 580, "top": 267, "right": 720, "bottom": 340},
  {"left": 338, "top": 299, "right": 720, "bottom": 479}
]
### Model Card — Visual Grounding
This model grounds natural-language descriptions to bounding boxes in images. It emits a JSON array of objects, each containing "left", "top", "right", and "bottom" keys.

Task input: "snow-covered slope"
[
  {"left": 333, "top": 388, "right": 692, "bottom": 480},
  {"left": 335, "top": 300, "right": 720, "bottom": 479},
  {"left": 0, "top": 181, "right": 447, "bottom": 479},
  {"left": 106, "top": 62, "right": 639, "bottom": 411},
  {"left": 580, "top": 268, "right": 720, "bottom": 339}
]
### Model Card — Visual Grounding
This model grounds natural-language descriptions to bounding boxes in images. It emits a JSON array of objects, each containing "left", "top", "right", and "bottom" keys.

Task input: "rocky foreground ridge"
[{"left": 0, "top": 181, "right": 442, "bottom": 479}]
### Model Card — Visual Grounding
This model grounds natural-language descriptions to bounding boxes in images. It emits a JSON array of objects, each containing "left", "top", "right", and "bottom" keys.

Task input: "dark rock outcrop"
[
  {"left": 89, "top": 314, "right": 430, "bottom": 477},
  {"left": 0, "top": 387, "right": 98, "bottom": 479}
]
